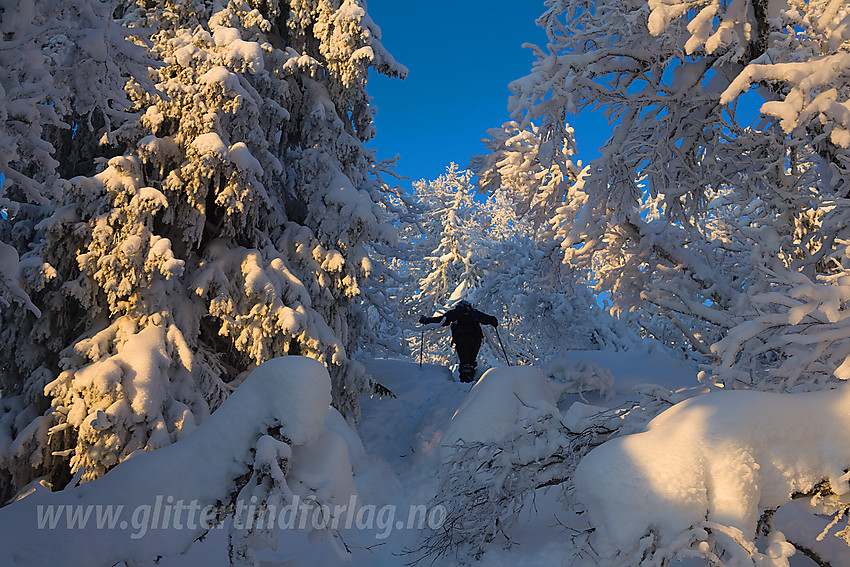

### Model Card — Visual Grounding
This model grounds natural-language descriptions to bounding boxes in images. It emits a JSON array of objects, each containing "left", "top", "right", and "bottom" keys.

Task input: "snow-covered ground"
[{"left": 1, "top": 351, "right": 848, "bottom": 566}]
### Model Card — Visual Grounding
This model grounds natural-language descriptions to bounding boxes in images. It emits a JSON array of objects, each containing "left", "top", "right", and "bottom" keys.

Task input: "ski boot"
[{"left": 459, "top": 363, "right": 476, "bottom": 383}]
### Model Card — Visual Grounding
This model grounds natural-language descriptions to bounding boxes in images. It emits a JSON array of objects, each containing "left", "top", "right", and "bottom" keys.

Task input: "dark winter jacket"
[{"left": 420, "top": 305, "right": 498, "bottom": 343}]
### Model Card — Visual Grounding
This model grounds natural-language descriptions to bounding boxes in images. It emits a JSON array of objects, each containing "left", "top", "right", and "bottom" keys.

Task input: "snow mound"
[
  {"left": 0, "top": 356, "right": 344, "bottom": 567},
  {"left": 243, "top": 356, "right": 331, "bottom": 445},
  {"left": 574, "top": 385, "right": 850, "bottom": 566},
  {"left": 546, "top": 355, "right": 615, "bottom": 402},
  {"left": 440, "top": 366, "right": 557, "bottom": 454}
]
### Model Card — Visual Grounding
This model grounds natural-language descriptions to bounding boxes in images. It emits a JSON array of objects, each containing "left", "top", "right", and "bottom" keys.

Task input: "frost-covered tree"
[
  {"left": 507, "top": 0, "right": 850, "bottom": 363},
  {"left": 0, "top": 0, "right": 405, "bottom": 497},
  {"left": 469, "top": 120, "right": 643, "bottom": 364},
  {"left": 711, "top": 269, "right": 850, "bottom": 391},
  {"left": 413, "top": 164, "right": 484, "bottom": 311},
  {"left": 405, "top": 160, "right": 637, "bottom": 370},
  {"left": 402, "top": 165, "right": 488, "bottom": 366},
  {"left": 416, "top": 1, "right": 850, "bottom": 564}
]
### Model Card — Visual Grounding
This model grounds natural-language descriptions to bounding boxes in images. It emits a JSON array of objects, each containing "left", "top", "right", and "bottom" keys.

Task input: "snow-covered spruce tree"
[
  {"left": 507, "top": 0, "right": 850, "bottom": 361},
  {"left": 0, "top": 0, "right": 155, "bottom": 317},
  {"left": 0, "top": 0, "right": 156, "bottom": 493},
  {"left": 0, "top": 0, "right": 154, "bottom": 213},
  {"left": 0, "top": 0, "right": 405, "bottom": 496},
  {"left": 349, "top": 157, "right": 421, "bottom": 361},
  {"left": 414, "top": 164, "right": 484, "bottom": 311},
  {"left": 0, "top": 0, "right": 66, "bottom": 320}
]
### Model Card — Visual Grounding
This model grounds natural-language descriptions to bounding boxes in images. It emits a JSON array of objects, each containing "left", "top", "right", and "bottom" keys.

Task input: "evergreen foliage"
[{"left": 0, "top": 0, "right": 405, "bottom": 496}]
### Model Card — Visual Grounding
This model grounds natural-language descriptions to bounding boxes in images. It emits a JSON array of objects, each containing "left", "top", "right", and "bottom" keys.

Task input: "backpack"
[
  {"left": 450, "top": 304, "right": 483, "bottom": 339},
  {"left": 455, "top": 304, "right": 478, "bottom": 326}
]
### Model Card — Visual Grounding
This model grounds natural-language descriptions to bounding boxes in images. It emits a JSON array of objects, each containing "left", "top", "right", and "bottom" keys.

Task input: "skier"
[{"left": 419, "top": 300, "right": 498, "bottom": 382}]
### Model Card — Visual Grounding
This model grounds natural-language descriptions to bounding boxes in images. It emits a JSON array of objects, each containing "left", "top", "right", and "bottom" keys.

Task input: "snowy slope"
[
  {"left": 1, "top": 351, "right": 844, "bottom": 566},
  {"left": 181, "top": 353, "right": 845, "bottom": 567}
]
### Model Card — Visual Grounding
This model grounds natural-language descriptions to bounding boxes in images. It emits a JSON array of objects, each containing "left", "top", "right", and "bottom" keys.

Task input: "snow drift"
[
  {"left": 440, "top": 365, "right": 558, "bottom": 454},
  {"left": 574, "top": 385, "right": 850, "bottom": 566}
]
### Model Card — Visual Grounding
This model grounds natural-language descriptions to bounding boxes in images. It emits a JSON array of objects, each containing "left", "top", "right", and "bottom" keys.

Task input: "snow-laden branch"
[{"left": 501, "top": 0, "right": 850, "bottom": 361}]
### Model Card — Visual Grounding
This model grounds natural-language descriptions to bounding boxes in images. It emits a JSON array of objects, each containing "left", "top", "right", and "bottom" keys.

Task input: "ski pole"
[
  {"left": 495, "top": 327, "right": 511, "bottom": 366},
  {"left": 419, "top": 328, "right": 425, "bottom": 368}
]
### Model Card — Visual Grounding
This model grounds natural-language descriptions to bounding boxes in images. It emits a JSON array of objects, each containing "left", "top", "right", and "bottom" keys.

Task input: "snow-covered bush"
[
  {"left": 414, "top": 365, "right": 684, "bottom": 563},
  {"left": 574, "top": 385, "right": 850, "bottom": 566}
]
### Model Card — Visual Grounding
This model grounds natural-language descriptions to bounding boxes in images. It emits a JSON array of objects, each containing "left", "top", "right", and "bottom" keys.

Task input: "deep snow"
[{"left": 1, "top": 351, "right": 847, "bottom": 566}]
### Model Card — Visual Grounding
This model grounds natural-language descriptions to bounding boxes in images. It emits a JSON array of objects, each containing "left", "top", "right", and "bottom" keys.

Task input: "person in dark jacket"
[{"left": 419, "top": 300, "right": 498, "bottom": 382}]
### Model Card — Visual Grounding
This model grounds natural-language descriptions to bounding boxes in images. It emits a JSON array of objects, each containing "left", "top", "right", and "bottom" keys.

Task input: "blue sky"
[{"left": 363, "top": 1, "right": 612, "bottom": 185}]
